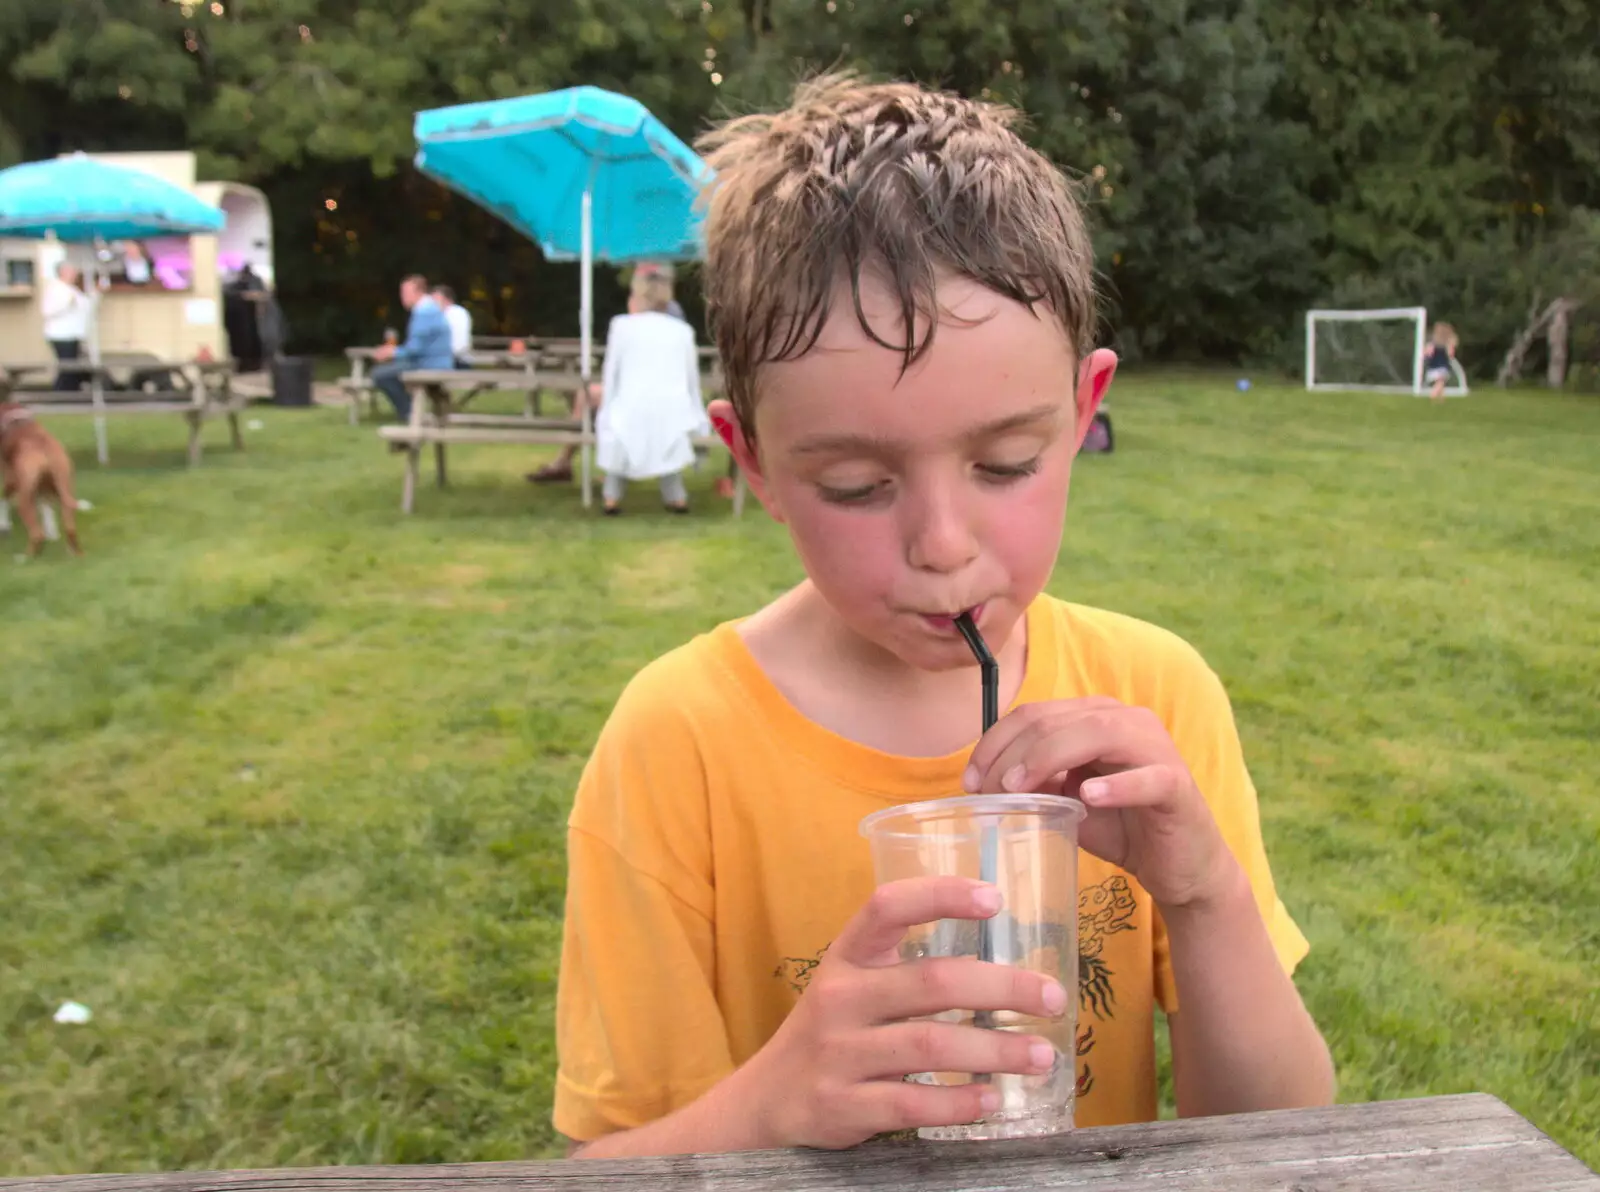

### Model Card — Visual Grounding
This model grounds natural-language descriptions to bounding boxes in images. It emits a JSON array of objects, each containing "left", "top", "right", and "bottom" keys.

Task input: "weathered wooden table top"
[{"left": 3, "top": 1094, "right": 1592, "bottom": 1191}]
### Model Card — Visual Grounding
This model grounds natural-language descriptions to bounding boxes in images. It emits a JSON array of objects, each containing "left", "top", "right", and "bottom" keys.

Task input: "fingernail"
[
  {"left": 1029, "top": 1042, "right": 1056, "bottom": 1071},
  {"left": 1041, "top": 980, "right": 1068, "bottom": 1015},
  {"left": 971, "top": 886, "right": 1003, "bottom": 915},
  {"left": 979, "top": 1089, "right": 1001, "bottom": 1114},
  {"left": 961, "top": 765, "right": 980, "bottom": 792},
  {"left": 1001, "top": 764, "right": 1026, "bottom": 792},
  {"left": 1081, "top": 779, "right": 1107, "bottom": 803}
]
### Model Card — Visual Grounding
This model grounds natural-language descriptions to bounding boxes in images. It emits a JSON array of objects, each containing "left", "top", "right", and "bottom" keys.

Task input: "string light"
[{"left": 324, "top": 198, "right": 338, "bottom": 211}]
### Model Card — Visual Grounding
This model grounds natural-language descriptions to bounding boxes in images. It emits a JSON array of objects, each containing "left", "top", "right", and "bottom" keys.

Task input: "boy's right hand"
[{"left": 732, "top": 875, "right": 1069, "bottom": 1150}]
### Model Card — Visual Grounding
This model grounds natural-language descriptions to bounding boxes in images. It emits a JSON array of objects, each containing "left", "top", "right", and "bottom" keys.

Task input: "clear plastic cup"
[{"left": 859, "top": 793, "right": 1085, "bottom": 1141}]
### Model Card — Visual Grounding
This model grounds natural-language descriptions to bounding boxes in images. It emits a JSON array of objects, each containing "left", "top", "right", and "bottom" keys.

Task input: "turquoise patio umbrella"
[
  {"left": 0, "top": 152, "right": 225, "bottom": 242},
  {"left": 0, "top": 153, "right": 225, "bottom": 462},
  {"left": 414, "top": 87, "right": 711, "bottom": 505}
]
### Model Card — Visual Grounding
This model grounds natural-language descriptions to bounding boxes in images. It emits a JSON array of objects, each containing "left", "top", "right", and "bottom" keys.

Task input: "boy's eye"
[
  {"left": 977, "top": 456, "right": 1043, "bottom": 482},
  {"left": 817, "top": 479, "right": 889, "bottom": 505}
]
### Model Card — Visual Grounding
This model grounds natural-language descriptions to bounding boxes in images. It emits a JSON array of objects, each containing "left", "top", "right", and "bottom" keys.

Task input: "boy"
[{"left": 556, "top": 75, "right": 1334, "bottom": 1158}]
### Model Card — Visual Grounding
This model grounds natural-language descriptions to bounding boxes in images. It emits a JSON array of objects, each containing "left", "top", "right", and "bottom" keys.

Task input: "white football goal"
[{"left": 1305, "top": 306, "right": 1469, "bottom": 396}]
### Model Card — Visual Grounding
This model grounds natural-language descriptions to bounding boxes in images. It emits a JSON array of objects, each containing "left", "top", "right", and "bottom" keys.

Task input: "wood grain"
[{"left": 2, "top": 1095, "right": 1593, "bottom": 1192}]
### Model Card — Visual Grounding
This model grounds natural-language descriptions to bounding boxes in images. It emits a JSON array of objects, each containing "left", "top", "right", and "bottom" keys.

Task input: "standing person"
[
  {"left": 369, "top": 274, "right": 454, "bottom": 423},
  {"left": 433, "top": 284, "right": 473, "bottom": 364},
  {"left": 636, "top": 262, "right": 687, "bottom": 320},
  {"left": 554, "top": 74, "right": 1332, "bottom": 1160},
  {"left": 594, "top": 270, "right": 708, "bottom": 515},
  {"left": 223, "top": 265, "right": 268, "bottom": 372},
  {"left": 40, "top": 263, "right": 93, "bottom": 393},
  {"left": 1424, "top": 322, "right": 1459, "bottom": 402}
]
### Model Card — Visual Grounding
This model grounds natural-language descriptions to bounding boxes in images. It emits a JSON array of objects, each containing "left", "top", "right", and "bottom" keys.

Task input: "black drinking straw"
[
  {"left": 955, "top": 612, "right": 1000, "bottom": 735},
  {"left": 955, "top": 612, "right": 1001, "bottom": 1048}
]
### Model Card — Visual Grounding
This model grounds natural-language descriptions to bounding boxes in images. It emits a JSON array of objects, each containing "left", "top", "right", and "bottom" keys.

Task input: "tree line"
[{"left": 3, "top": 0, "right": 1597, "bottom": 382}]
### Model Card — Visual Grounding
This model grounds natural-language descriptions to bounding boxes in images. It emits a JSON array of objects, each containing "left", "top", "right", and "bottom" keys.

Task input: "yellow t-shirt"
[{"left": 554, "top": 595, "right": 1309, "bottom": 1141}]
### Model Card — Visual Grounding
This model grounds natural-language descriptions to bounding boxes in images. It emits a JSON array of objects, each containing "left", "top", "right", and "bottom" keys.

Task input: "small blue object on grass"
[{"left": 1237, "top": 378, "right": 1253, "bottom": 391}]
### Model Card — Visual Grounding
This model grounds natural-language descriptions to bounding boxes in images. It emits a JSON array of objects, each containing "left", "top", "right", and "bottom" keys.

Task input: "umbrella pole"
[
  {"left": 579, "top": 184, "right": 594, "bottom": 510},
  {"left": 90, "top": 242, "right": 108, "bottom": 466}
]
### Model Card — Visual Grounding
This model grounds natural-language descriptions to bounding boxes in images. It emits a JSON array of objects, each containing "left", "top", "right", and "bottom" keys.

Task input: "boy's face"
[{"left": 714, "top": 274, "right": 1116, "bottom": 672}]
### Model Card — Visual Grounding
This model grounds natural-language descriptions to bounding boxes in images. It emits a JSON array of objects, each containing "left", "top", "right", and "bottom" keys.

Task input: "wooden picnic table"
[
  {"left": 1, "top": 355, "right": 242, "bottom": 466},
  {"left": 384, "top": 368, "right": 586, "bottom": 511},
  {"left": 379, "top": 367, "right": 744, "bottom": 516},
  {"left": 2, "top": 1095, "right": 1592, "bottom": 1190},
  {"left": 341, "top": 345, "right": 595, "bottom": 424}
]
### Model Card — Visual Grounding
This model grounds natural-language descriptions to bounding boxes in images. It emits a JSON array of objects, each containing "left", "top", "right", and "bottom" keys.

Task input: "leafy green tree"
[{"left": 1, "top": 0, "right": 1595, "bottom": 363}]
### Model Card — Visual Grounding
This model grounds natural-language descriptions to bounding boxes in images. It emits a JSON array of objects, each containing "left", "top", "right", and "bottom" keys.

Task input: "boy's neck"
[{"left": 739, "top": 582, "right": 1030, "bottom": 758}]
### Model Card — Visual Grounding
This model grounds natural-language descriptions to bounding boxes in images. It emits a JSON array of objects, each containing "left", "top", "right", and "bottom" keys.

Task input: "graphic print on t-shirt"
[{"left": 1074, "top": 875, "right": 1139, "bottom": 1102}]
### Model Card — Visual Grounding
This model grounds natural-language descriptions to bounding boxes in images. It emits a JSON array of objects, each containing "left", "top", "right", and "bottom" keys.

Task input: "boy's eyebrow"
[{"left": 788, "top": 404, "right": 1064, "bottom": 457}]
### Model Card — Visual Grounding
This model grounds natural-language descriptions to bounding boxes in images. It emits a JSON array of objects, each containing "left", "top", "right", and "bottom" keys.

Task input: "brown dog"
[{"left": 0, "top": 400, "right": 82, "bottom": 556}]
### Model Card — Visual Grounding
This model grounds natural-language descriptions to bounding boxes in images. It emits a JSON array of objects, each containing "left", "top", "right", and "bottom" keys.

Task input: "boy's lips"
[{"left": 918, "top": 603, "right": 987, "bottom": 632}]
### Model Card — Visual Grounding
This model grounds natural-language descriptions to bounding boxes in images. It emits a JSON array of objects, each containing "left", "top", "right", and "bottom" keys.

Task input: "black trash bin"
[{"left": 272, "top": 356, "right": 313, "bottom": 407}]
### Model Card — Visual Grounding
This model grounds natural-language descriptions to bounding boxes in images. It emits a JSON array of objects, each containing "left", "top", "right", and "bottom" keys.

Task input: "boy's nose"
[{"left": 903, "top": 490, "right": 980, "bottom": 574}]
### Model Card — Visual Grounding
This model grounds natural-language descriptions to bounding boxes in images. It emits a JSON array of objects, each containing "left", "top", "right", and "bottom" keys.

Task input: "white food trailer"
[{"left": 0, "top": 150, "right": 275, "bottom": 367}]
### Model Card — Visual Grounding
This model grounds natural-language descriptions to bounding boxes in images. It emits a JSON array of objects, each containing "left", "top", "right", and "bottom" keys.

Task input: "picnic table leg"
[
  {"left": 219, "top": 376, "right": 243, "bottom": 451},
  {"left": 351, "top": 357, "right": 368, "bottom": 421},
  {"left": 732, "top": 469, "right": 747, "bottom": 518},
  {"left": 402, "top": 447, "right": 419, "bottom": 513},
  {"left": 430, "top": 387, "right": 448, "bottom": 488},
  {"left": 186, "top": 410, "right": 204, "bottom": 466}
]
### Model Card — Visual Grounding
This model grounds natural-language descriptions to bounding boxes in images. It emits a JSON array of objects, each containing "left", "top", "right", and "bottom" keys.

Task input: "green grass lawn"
[{"left": 1, "top": 376, "right": 1596, "bottom": 1176}]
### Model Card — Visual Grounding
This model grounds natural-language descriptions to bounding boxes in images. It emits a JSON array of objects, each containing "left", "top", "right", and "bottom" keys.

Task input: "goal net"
[{"left": 1305, "top": 307, "right": 1469, "bottom": 396}]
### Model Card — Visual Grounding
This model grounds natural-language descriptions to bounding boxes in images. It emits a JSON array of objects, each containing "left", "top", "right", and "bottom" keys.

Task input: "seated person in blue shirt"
[{"left": 371, "top": 274, "right": 455, "bottom": 422}]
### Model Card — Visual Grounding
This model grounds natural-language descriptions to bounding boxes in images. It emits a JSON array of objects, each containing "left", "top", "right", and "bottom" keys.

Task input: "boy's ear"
[
  {"left": 707, "top": 399, "right": 784, "bottom": 523},
  {"left": 1073, "top": 348, "right": 1118, "bottom": 447}
]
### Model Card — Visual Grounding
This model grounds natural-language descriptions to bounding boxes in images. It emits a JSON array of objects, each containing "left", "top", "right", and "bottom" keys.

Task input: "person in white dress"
[{"left": 595, "top": 272, "right": 709, "bottom": 515}]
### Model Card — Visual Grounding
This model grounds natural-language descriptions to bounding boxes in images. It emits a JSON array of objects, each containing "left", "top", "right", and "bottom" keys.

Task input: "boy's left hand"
[{"left": 962, "top": 698, "right": 1239, "bottom": 912}]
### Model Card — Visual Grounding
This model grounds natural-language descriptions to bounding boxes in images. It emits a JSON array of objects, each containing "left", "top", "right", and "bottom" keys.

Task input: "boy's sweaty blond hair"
[{"left": 696, "top": 73, "right": 1097, "bottom": 440}]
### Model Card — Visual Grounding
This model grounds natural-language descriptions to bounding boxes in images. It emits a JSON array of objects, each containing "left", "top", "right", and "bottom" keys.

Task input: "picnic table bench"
[
  {"left": 0, "top": 355, "right": 242, "bottom": 466},
  {"left": 2, "top": 1095, "right": 1591, "bottom": 1191},
  {"left": 377, "top": 368, "right": 745, "bottom": 516}
]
